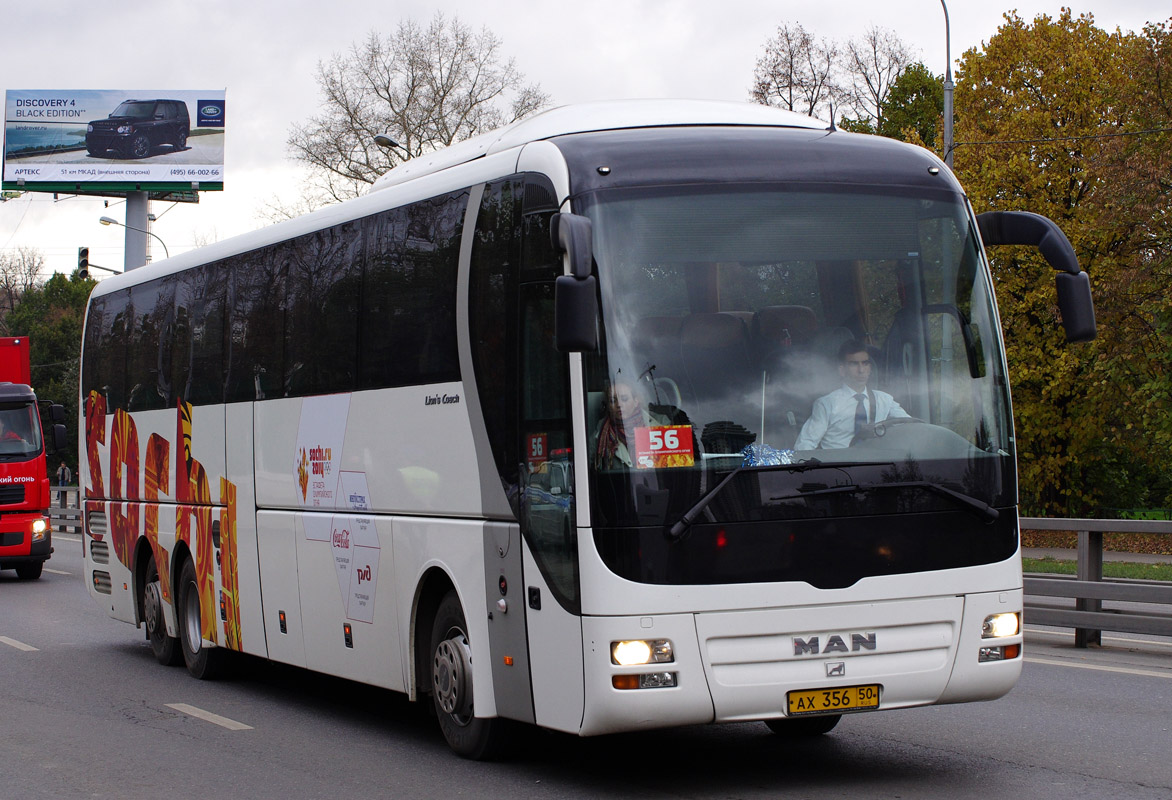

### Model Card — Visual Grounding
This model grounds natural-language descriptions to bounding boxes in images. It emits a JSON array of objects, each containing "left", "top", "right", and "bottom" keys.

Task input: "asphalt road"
[{"left": 2, "top": 535, "right": 1170, "bottom": 800}]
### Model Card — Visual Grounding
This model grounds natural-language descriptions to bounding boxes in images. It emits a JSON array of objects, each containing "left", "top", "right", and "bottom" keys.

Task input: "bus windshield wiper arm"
[
  {"left": 667, "top": 459, "right": 894, "bottom": 540},
  {"left": 772, "top": 480, "right": 1000, "bottom": 522}
]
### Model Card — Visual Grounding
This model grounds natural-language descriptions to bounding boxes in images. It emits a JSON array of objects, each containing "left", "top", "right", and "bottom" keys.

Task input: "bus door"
[
  {"left": 469, "top": 175, "right": 584, "bottom": 731},
  {"left": 516, "top": 278, "right": 584, "bottom": 732}
]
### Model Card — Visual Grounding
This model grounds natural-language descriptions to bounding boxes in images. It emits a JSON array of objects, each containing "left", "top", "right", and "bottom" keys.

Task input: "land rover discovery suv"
[{"left": 86, "top": 99, "right": 190, "bottom": 159}]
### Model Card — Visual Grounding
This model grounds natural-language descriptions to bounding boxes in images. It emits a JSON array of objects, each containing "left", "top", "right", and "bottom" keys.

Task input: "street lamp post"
[
  {"left": 99, "top": 215, "right": 170, "bottom": 266},
  {"left": 941, "top": 0, "right": 954, "bottom": 168}
]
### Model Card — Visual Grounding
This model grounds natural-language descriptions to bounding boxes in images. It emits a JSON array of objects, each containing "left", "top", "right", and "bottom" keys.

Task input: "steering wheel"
[{"left": 854, "top": 416, "right": 925, "bottom": 441}]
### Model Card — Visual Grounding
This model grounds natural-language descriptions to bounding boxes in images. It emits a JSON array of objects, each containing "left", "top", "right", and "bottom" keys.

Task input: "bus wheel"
[
  {"left": 765, "top": 714, "right": 841, "bottom": 737},
  {"left": 15, "top": 562, "right": 42, "bottom": 580},
  {"left": 144, "top": 556, "right": 182, "bottom": 666},
  {"left": 176, "top": 558, "right": 225, "bottom": 680},
  {"left": 430, "top": 590, "right": 507, "bottom": 759}
]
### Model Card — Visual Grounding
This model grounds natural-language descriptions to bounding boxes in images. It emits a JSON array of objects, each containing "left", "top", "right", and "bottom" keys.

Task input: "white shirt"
[{"left": 794, "top": 385, "right": 910, "bottom": 450}]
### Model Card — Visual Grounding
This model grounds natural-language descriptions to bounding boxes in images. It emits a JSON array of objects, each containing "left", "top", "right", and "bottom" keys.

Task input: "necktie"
[{"left": 853, "top": 392, "right": 868, "bottom": 437}]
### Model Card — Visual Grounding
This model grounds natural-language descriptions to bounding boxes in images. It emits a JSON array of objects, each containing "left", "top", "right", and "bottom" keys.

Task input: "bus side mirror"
[
  {"left": 551, "top": 212, "right": 593, "bottom": 279},
  {"left": 52, "top": 424, "right": 67, "bottom": 454},
  {"left": 552, "top": 213, "right": 599, "bottom": 352},
  {"left": 50, "top": 403, "right": 65, "bottom": 424},
  {"left": 976, "top": 211, "right": 1096, "bottom": 343},
  {"left": 555, "top": 275, "right": 599, "bottom": 352}
]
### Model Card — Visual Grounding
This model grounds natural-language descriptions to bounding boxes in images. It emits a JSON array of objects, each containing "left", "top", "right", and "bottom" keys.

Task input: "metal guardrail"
[
  {"left": 1021, "top": 517, "right": 1172, "bottom": 647},
  {"left": 49, "top": 486, "right": 83, "bottom": 536}
]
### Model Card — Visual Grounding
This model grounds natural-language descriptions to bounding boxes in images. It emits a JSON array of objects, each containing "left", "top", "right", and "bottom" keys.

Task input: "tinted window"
[
  {"left": 174, "top": 264, "right": 225, "bottom": 406},
  {"left": 226, "top": 247, "right": 286, "bottom": 402},
  {"left": 285, "top": 222, "right": 362, "bottom": 396},
  {"left": 469, "top": 179, "right": 520, "bottom": 508},
  {"left": 126, "top": 278, "right": 175, "bottom": 411},
  {"left": 359, "top": 189, "right": 465, "bottom": 388}
]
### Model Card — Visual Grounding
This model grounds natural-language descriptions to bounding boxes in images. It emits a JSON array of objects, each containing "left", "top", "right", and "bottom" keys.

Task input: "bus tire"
[
  {"left": 765, "top": 714, "right": 841, "bottom": 737},
  {"left": 430, "top": 590, "right": 508, "bottom": 760},
  {"left": 144, "top": 555, "right": 182, "bottom": 666},
  {"left": 177, "top": 558, "right": 225, "bottom": 680}
]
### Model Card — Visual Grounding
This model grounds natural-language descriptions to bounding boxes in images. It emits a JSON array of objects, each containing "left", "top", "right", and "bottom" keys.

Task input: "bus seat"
[{"left": 630, "top": 315, "right": 684, "bottom": 386}]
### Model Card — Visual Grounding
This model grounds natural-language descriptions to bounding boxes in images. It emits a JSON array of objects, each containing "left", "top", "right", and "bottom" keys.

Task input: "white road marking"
[
  {"left": 166, "top": 703, "right": 253, "bottom": 730},
  {"left": 0, "top": 636, "right": 38, "bottom": 652},
  {"left": 43, "top": 568, "right": 71, "bottom": 576},
  {"left": 1025, "top": 656, "right": 1172, "bottom": 680}
]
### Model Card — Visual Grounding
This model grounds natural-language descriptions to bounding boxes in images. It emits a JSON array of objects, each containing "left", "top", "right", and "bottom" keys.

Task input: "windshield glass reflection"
[{"left": 579, "top": 185, "right": 1014, "bottom": 530}]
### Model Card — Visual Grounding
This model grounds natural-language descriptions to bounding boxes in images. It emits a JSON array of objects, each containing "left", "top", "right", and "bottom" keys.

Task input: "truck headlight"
[
  {"left": 982, "top": 612, "right": 1020, "bottom": 638},
  {"left": 611, "top": 639, "right": 674, "bottom": 666},
  {"left": 117, "top": 124, "right": 132, "bottom": 134},
  {"left": 32, "top": 518, "right": 48, "bottom": 542}
]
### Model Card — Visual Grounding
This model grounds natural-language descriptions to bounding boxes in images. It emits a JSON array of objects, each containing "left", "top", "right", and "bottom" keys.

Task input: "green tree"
[
  {"left": 7, "top": 271, "right": 96, "bottom": 477},
  {"left": 955, "top": 10, "right": 1172, "bottom": 514},
  {"left": 877, "top": 62, "right": 944, "bottom": 147}
]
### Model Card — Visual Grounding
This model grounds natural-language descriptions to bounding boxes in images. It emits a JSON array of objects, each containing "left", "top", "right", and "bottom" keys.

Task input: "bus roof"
[{"left": 369, "top": 99, "right": 829, "bottom": 192}]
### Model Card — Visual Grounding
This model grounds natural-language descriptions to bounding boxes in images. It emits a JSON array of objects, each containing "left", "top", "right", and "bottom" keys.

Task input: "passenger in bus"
[
  {"left": 794, "top": 339, "right": 909, "bottom": 450},
  {"left": 592, "top": 379, "right": 670, "bottom": 470}
]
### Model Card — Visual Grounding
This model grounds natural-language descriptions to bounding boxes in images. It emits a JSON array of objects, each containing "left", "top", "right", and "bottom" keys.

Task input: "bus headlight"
[
  {"left": 611, "top": 639, "right": 674, "bottom": 666},
  {"left": 32, "top": 518, "right": 48, "bottom": 542},
  {"left": 981, "top": 612, "right": 1020, "bottom": 638}
]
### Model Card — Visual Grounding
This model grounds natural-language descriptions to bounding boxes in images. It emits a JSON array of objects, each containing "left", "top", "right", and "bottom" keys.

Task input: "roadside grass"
[{"left": 1023, "top": 557, "right": 1172, "bottom": 582}]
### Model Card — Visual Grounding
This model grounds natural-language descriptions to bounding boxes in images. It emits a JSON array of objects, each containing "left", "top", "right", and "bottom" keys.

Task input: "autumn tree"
[
  {"left": 286, "top": 13, "right": 549, "bottom": 210},
  {"left": 955, "top": 10, "right": 1172, "bottom": 514}
]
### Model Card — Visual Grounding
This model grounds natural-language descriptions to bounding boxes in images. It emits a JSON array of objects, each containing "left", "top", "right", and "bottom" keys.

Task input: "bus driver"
[{"left": 794, "top": 339, "right": 909, "bottom": 450}]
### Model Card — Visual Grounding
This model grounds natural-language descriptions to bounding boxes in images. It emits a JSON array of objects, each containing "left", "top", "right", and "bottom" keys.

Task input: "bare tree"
[
  {"left": 841, "top": 25, "right": 915, "bottom": 132},
  {"left": 286, "top": 13, "right": 550, "bottom": 209},
  {"left": 0, "top": 246, "right": 45, "bottom": 333},
  {"left": 751, "top": 23, "right": 838, "bottom": 120}
]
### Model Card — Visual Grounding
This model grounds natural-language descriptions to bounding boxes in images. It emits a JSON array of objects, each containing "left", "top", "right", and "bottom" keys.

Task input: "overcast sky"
[{"left": 2, "top": 0, "right": 1167, "bottom": 277}]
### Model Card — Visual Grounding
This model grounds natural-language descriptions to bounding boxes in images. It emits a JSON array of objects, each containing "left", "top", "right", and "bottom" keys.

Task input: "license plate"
[{"left": 787, "top": 684, "right": 881, "bottom": 716}]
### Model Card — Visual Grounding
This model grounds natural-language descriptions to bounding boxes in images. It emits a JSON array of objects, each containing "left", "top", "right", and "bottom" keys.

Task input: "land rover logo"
[
  {"left": 792, "top": 632, "right": 877, "bottom": 656},
  {"left": 201, "top": 105, "right": 222, "bottom": 117}
]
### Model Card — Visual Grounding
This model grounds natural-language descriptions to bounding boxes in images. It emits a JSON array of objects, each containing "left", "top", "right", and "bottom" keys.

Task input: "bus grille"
[
  {"left": 86, "top": 510, "right": 108, "bottom": 539},
  {"left": 0, "top": 484, "right": 25, "bottom": 505},
  {"left": 92, "top": 570, "right": 112, "bottom": 594},
  {"left": 89, "top": 539, "right": 110, "bottom": 565}
]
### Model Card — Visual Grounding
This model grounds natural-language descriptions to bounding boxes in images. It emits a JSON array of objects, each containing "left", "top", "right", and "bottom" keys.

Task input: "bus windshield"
[
  {"left": 0, "top": 403, "right": 43, "bottom": 460},
  {"left": 579, "top": 185, "right": 1015, "bottom": 570}
]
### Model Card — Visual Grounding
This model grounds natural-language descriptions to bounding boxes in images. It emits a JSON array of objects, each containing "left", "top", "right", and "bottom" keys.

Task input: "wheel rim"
[
  {"left": 183, "top": 580, "right": 202, "bottom": 655},
  {"left": 433, "top": 630, "right": 473, "bottom": 724},
  {"left": 145, "top": 580, "right": 164, "bottom": 637},
  {"left": 132, "top": 137, "right": 149, "bottom": 157}
]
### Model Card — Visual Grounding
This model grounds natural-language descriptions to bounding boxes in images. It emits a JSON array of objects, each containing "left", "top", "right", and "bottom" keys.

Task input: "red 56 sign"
[{"left": 634, "top": 425, "right": 694, "bottom": 469}]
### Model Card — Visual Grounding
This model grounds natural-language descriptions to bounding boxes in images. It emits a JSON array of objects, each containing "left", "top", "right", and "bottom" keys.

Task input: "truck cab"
[{"left": 0, "top": 337, "right": 66, "bottom": 580}]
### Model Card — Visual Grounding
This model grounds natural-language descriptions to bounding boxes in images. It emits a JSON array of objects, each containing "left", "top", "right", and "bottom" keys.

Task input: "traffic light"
[{"left": 78, "top": 246, "right": 89, "bottom": 279}]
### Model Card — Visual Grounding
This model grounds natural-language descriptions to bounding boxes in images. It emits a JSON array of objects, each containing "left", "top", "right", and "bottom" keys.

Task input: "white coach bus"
[{"left": 79, "top": 100, "right": 1095, "bottom": 758}]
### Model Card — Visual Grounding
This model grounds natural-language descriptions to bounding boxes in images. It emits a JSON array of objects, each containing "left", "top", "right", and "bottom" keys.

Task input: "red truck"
[{"left": 0, "top": 337, "right": 66, "bottom": 580}]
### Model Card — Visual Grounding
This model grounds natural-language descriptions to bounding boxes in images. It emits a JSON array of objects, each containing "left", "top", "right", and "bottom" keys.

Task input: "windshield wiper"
[
  {"left": 667, "top": 459, "right": 894, "bottom": 540},
  {"left": 772, "top": 480, "right": 1000, "bottom": 523}
]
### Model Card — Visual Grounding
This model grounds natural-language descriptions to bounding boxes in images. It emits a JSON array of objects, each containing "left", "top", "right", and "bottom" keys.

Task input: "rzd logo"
[{"left": 356, "top": 565, "right": 372, "bottom": 584}]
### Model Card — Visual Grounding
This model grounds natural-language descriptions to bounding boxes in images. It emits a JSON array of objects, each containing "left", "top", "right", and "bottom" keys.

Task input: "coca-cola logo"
[{"left": 331, "top": 527, "right": 350, "bottom": 548}]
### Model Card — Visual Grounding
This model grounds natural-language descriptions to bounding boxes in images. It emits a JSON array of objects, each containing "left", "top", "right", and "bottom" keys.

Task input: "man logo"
[
  {"left": 792, "top": 632, "right": 877, "bottom": 656},
  {"left": 826, "top": 662, "right": 846, "bottom": 677}
]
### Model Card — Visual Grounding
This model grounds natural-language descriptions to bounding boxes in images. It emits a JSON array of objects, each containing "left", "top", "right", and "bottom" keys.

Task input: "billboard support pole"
[{"left": 124, "top": 191, "right": 149, "bottom": 270}]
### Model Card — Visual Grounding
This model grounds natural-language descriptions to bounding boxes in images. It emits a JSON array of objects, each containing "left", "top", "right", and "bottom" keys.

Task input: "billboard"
[{"left": 2, "top": 90, "right": 225, "bottom": 193}]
